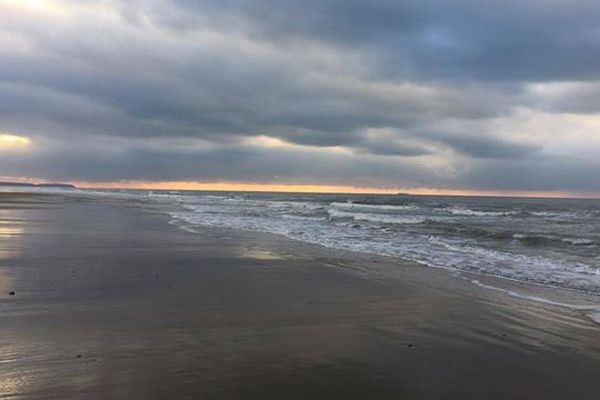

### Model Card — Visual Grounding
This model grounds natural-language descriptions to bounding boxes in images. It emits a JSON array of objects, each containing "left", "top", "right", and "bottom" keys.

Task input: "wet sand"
[{"left": 1, "top": 192, "right": 600, "bottom": 399}]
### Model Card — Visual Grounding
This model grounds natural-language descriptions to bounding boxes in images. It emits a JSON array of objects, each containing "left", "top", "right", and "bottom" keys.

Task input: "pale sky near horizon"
[{"left": 1, "top": 0, "right": 600, "bottom": 196}]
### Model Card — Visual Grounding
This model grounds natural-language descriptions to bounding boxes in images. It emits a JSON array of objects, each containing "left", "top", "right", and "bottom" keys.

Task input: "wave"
[
  {"left": 444, "top": 207, "right": 519, "bottom": 217},
  {"left": 331, "top": 201, "right": 590, "bottom": 220},
  {"left": 562, "top": 238, "right": 595, "bottom": 246},
  {"left": 327, "top": 208, "right": 427, "bottom": 225},
  {"left": 424, "top": 236, "right": 600, "bottom": 292},
  {"left": 265, "top": 201, "right": 326, "bottom": 211},
  {"left": 510, "top": 233, "right": 595, "bottom": 247},
  {"left": 330, "top": 201, "right": 420, "bottom": 212}
]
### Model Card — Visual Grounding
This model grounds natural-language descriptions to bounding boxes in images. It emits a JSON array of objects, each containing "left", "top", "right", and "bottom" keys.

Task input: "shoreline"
[{"left": 159, "top": 203, "right": 600, "bottom": 326}]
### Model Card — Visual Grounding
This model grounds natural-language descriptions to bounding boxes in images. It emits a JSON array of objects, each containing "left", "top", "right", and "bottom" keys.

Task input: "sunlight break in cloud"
[{"left": 0, "top": 133, "right": 31, "bottom": 150}]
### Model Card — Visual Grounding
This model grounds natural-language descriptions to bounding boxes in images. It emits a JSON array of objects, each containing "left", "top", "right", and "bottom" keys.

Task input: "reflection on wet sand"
[
  {"left": 0, "top": 269, "right": 15, "bottom": 298},
  {"left": 0, "top": 375, "right": 29, "bottom": 399},
  {"left": 0, "top": 210, "right": 24, "bottom": 261},
  {"left": 239, "top": 247, "right": 286, "bottom": 260},
  {"left": 0, "top": 225, "right": 22, "bottom": 238},
  {"left": 0, "top": 205, "right": 22, "bottom": 295}
]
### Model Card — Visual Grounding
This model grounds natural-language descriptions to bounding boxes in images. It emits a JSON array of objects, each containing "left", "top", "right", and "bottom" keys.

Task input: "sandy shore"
[{"left": 1, "top": 192, "right": 600, "bottom": 399}]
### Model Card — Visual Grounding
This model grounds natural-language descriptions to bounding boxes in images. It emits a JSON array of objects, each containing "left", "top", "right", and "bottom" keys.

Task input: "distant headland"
[{"left": 0, "top": 181, "right": 76, "bottom": 189}]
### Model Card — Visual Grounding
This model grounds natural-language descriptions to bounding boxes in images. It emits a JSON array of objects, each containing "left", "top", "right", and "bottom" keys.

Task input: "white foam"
[
  {"left": 327, "top": 208, "right": 426, "bottom": 224},
  {"left": 470, "top": 279, "right": 600, "bottom": 324},
  {"left": 530, "top": 210, "right": 582, "bottom": 220},
  {"left": 330, "top": 201, "right": 419, "bottom": 212},
  {"left": 562, "top": 238, "right": 594, "bottom": 246},
  {"left": 589, "top": 311, "right": 600, "bottom": 323},
  {"left": 445, "top": 207, "right": 517, "bottom": 217}
]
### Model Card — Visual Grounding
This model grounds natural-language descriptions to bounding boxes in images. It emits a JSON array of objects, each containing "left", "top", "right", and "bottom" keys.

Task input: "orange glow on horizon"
[
  {"left": 76, "top": 181, "right": 401, "bottom": 195},
  {"left": 2, "top": 176, "right": 597, "bottom": 199},
  {"left": 70, "top": 180, "right": 600, "bottom": 199}
]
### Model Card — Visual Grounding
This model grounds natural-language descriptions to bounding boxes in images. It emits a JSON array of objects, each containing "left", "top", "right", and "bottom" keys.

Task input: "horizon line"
[
  {"left": 75, "top": 180, "right": 600, "bottom": 200},
  {"left": 3, "top": 177, "right": 599, "bottom": 200}
]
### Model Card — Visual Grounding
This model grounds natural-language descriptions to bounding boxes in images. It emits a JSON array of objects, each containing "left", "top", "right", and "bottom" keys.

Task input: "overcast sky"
[{"left": 1, "top": 0, "right": 600, "bottom": 195}]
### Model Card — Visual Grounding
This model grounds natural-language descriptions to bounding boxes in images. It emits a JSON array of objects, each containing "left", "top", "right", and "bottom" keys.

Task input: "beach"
[{"left": 1, "top": 191, "right": 600, "bottom": 399}]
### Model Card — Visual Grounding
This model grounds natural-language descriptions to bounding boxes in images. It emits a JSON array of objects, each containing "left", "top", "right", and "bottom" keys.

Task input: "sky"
[{"left": 1, "top": 0, "right": 600, "bottom": 196}]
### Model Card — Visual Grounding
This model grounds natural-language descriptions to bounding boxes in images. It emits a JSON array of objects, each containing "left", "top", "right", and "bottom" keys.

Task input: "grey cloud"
[
  {"left": 354, "top": 141, "right": 430, "bottom": 157},
  {"left": 436, "top": 135, "right": 539, "bottom": 159},
  {"left": 136, "top": 0, "right": 600, "bottom": 82},
  {"left": 459, "top": 157, "right": 600, "bottom": 192},
  {"left": 0, "top": 138, "right": 435, "bottom": 187},
  {"left": 1, "top": 0, "right": 600, "bottom": 194},
  {"left": 2, "top": 137, "right": 594, "bottom": 194},
  {"left": 0, "top": 22, "right": 512, "bottom": 147},
  {"left": 526, "top": 82, "right": 600, "bottom": 114}
]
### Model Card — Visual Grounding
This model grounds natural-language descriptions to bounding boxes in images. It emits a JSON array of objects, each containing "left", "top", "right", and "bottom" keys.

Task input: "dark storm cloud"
[
  {"left": 459, "top": 157, "right": 600, "bottom": 192},
  {"left": 1, "top": 0, "right": 600, "bottom": 193},
  {"left": 354, "top": 139, "right": 430, "bottom": 157},
  {"left": 435, "top": 135, "right": 539, "bottom": 159},
  {"left": 143, "top": 0, "right": 600, "bottom": 81}
]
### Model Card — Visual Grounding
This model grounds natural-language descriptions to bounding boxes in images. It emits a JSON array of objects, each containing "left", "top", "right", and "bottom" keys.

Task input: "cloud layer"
[{"left": 1, "top": 0, "right": 600, "bottom": 194}]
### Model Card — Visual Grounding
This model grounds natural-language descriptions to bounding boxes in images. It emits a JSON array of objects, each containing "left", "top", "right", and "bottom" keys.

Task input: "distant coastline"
[{"left": 0, "top": 181, "right": 76, "bottom": 189}]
